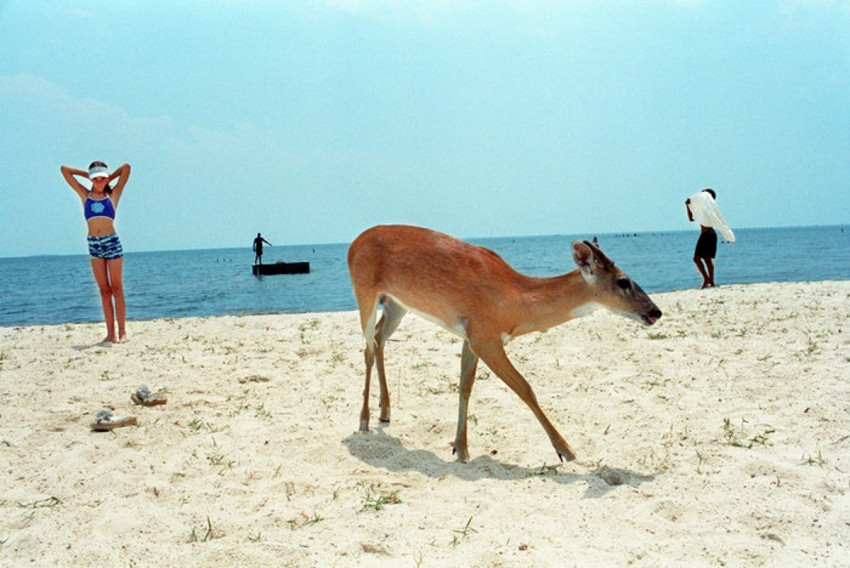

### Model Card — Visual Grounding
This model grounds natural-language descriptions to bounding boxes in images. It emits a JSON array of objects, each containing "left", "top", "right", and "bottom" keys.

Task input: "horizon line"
[{"left": 2, "top": 223, "right": 845, "bottom": 261}]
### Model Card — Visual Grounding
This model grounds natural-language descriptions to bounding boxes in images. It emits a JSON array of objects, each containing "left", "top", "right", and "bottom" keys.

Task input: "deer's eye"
[{"left": 616, "top": 277, "right": 631, "bottom": 290}]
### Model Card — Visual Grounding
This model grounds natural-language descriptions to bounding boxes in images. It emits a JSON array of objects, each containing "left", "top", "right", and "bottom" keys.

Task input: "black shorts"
[{"left": 695, "top": 229, "right": 717, "bottom": 259}]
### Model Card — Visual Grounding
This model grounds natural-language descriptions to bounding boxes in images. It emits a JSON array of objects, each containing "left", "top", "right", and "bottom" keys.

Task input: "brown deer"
[{"left": 347, "top": 225, "right": 662, "bottom": 462}]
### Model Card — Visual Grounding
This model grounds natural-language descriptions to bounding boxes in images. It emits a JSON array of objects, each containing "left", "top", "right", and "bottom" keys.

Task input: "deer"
[{"left": 347, "top": 225, "right": 662, "bottom": 463}]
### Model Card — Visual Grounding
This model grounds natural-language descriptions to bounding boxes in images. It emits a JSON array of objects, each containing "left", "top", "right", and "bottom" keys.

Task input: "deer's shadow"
[{"left": 342, "top": 428, "right": 657, "bottom": 498}]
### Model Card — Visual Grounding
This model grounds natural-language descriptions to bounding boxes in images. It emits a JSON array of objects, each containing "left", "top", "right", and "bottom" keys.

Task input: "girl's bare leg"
[
  {"left": 107, "top": 258, "right": 128, "bottom": 342},
  {"left": 90, "top": 258, "right": 116, "bottom": 342}
]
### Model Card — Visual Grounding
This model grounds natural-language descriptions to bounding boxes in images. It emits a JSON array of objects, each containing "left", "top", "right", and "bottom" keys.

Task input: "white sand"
[{"left": 0, "top": 281, "right": 848, "bottom": 566}]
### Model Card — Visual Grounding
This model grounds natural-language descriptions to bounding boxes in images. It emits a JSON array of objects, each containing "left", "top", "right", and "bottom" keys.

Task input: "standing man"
[
  {"left": 685, "top": 189, "right": 735, "bottom": 288},
  {"left": 253, "top": 233, "right": 272, "bottom": 265}
]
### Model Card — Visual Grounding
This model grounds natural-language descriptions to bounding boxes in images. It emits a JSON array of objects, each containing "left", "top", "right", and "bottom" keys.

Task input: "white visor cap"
[{"left": 89, "top": 165, "right": 110, "bottom": 179}]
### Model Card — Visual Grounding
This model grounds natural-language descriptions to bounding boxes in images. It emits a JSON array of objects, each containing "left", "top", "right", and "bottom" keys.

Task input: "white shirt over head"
[{"left": 688, "top": 191, "right": 735, "bottom": 242}]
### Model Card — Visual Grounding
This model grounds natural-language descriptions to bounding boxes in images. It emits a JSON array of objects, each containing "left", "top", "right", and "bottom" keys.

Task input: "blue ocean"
[{"left": 0, "top": 226, "right": 847, "bottom": 327}]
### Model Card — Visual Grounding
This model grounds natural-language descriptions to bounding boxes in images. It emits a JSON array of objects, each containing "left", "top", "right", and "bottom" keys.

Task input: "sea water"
[{"left": 0, "top": 226, "right": 846, "bottom": 327}]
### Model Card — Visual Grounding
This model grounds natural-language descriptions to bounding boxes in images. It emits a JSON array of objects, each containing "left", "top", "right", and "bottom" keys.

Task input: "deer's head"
[{"left": 571, "top": 240, "right": 662, "bottom": 326}]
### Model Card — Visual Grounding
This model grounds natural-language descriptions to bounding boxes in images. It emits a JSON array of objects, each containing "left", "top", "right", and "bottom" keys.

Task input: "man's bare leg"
[
  {"left": 694, "top": 257, "right": 711, "bottom": 289},
  {"left": 705, "top": 258, "right": 715, "bottom": 288}
]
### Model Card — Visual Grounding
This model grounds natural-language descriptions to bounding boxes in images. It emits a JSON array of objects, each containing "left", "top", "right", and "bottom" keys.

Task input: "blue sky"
[{"left": 1, "top": 0, "right": 848, "bottom": 257}]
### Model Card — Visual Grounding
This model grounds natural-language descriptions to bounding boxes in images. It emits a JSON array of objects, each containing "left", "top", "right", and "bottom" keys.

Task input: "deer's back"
[{"left": 348, "top": 225, "right": 525, "bottom": 311}]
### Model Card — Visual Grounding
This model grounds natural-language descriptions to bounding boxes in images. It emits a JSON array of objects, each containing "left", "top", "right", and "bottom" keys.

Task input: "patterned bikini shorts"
[{"left": 87, "top": 233, "right": 124, "bottom": 260}]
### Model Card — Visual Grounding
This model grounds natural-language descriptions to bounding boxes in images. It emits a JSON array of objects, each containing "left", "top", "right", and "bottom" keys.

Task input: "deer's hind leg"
[
  {"left": 374, "top": 296, "right": 407, "bottom": 424},
  {"left": 357, "top": 294, "right": 380, "bottom": 432},
  {"left": 453, "top": 340, "right": 479, "bottom": 463}
]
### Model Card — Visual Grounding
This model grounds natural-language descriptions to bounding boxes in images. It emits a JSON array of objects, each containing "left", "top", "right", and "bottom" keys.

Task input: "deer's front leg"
[
  {"left": 474, "top": 340, "right": 576, "bottom": 462},
  {"left": 453, "top": 340, "right": 479, "bottom": 463}
]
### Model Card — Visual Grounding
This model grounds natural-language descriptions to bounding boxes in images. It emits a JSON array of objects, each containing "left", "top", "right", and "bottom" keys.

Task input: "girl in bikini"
[{"left": 61, "top": 161, "right": 132, "bottom": 343}]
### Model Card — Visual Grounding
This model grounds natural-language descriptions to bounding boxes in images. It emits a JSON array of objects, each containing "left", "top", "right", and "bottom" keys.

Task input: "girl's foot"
[{"left": 118, "top": 328, "right": 129, "bottom": 343}]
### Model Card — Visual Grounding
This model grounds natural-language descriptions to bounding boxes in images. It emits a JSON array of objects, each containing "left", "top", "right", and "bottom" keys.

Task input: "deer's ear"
[{"left": 571, "top": 241, "right": 596, "bottom": 283}]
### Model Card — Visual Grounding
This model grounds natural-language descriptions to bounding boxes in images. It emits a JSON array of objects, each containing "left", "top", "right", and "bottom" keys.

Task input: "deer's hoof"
[
  {"left": 453, "top": 445, "right": 471, "bottom": 463},
  {"left": 558, "top": 448, "right": 577, "bottom": 462}
]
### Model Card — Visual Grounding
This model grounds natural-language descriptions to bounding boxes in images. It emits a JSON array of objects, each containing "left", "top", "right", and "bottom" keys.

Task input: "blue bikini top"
[{"left": 84, "top": 196, "right": 116, "bottom": 221}]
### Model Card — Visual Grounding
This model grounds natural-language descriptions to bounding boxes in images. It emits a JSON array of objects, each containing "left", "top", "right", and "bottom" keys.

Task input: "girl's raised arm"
[
  {"left": 60, "top": 165, "right": 90, "bottom": 201},
  {"left": 109, "top": 163, "right": 131, "bottom": 200}
]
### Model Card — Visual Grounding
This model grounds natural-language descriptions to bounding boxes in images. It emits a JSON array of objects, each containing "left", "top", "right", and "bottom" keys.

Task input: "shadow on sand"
[{"left": 343, "top": 427, "right": 657, "bottom": 499}]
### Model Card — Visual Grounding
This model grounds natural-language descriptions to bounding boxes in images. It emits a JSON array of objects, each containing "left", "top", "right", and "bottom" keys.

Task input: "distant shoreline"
[{"left": 1, "top": 223, "right": 845, "bottom": 261}]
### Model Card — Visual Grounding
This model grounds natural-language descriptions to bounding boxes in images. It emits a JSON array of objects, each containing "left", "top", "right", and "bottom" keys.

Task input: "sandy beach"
[{"left": 0, "top": 280, "right": 847, "bottom": 566}]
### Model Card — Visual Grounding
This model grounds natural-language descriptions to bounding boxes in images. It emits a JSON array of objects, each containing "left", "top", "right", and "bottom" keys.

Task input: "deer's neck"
[{"left": 510, "top": 270, "right": 599, "bottom": 336}]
